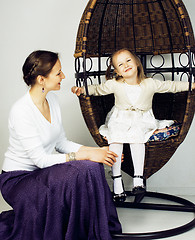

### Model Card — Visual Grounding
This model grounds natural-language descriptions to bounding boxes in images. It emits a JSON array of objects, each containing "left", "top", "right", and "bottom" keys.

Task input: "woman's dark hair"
[
  {"left": 22, "top": 50, "right": 59, "bottom": 86},
  {"left": 106, "top": 48, "right": 145, "bottom": 81}
]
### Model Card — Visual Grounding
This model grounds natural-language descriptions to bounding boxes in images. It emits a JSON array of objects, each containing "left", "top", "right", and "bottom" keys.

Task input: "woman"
[{"left": 0, "top": 50, "right": 122, "bottom": 240}]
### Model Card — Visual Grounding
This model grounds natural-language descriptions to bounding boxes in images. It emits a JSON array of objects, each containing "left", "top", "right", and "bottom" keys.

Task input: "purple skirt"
[{"left": 0, "top": 161, "right": 122, "bottom": 240}]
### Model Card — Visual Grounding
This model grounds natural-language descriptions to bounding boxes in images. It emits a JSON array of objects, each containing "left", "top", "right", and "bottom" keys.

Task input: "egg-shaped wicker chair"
[{"left": 74, "top": 0, "right": 195, "bottom": 238}]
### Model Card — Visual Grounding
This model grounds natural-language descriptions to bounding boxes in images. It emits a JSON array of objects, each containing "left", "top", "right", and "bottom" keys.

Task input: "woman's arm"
[
  {"left": 55, "top": 125, "right": 82, "bottom": 153},
  {"left": 66, "top": 146, "right": 117, "bottom": 167},
  {"left": 56, "top": 127, "right": 117, "bottom": 166}
]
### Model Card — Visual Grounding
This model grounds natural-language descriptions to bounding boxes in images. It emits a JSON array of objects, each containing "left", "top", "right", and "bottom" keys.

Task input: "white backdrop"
[{"left": 0, "top": 0, "right": 194, "bottom": 195}]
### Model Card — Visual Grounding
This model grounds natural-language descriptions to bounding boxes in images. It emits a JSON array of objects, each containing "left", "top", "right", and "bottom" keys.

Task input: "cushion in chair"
[{"left": 148, "top": 122, "right": 181, "bottom": 142}]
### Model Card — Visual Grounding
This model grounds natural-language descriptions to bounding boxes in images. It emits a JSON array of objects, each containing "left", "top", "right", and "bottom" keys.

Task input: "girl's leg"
[
  {"left": 129, "top": 143, "right": 145, "bottom": 187},
  {"left": 109, "top": 143, "right": 123, "bottom": 194}
]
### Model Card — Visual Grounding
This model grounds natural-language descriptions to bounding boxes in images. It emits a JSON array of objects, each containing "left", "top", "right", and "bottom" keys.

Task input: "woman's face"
[
  {"left": 112, "top": 50, "right": 138, "bottom": 79},
  {"left": 43, "top": 59, "right": 65, "bottom": 92}
]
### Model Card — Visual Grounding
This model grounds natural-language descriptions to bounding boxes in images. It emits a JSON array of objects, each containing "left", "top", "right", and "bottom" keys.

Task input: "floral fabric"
[{"left": 148, "top": 122, "right": 181, "bottom": 142}]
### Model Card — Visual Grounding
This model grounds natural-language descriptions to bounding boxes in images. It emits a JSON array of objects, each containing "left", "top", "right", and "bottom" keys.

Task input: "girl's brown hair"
[
  {"left": 106, "top": 48, "right": 145, "bottom": 81},
  {"left": 22, "top": 50, "right": 59, "bottom": 86}
]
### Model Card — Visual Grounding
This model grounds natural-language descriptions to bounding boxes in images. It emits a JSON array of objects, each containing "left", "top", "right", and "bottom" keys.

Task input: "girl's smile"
[{"left": 125, "top": 67, "right": 132, "bottom": 72}]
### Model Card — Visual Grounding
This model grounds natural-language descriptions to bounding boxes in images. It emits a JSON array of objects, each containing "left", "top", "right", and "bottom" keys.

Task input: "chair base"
[{"left": 112, "top": 191, "right": 195, "bottom": 239}]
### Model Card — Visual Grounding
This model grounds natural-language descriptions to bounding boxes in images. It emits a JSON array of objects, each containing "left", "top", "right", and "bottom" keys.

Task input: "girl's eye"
[
  {"left": 118, "top": 63, "right": 123, "bottom": 67},
  {"left": 127, "top": 59, "right": 131, "bottom": 62}
]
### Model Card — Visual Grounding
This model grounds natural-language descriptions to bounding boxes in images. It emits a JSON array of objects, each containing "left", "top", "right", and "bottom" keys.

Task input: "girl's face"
[
  {"left": 43, "top": 59, "right": 65, "bottom": 91},
  {"left": 112, "top": 50, "right": 138, "bottom": 80}
]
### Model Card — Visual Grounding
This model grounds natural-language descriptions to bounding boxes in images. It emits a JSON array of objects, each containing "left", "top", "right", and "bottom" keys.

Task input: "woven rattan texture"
[{"left": 75, "top": 0, "right": 195, "bottom": 57}]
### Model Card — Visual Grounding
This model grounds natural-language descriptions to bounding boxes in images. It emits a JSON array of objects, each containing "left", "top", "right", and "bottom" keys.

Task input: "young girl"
[{"left": 72, "top": 48, "right": 195, "bottom": 202}]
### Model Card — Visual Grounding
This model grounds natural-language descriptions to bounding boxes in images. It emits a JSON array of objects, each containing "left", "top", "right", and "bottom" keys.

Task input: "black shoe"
[
  {"left": 132, "top": 186, "right": 146, "bottom": 195},
  {"left": 132, "top": 175, "right": 146, "bottom": 195},
  {"left": 112, "top": 175, "right": 127, "bottom": 202},
  {"left": 113, "top": 191, "right": 127, "bottom": 202}
]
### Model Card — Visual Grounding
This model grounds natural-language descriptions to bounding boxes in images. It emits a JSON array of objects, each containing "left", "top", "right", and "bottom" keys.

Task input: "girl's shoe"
[
  {"left": 112, "top": 175, "right": 127, "bottom": 202},
  {"left": 113, "top": 191, "right": 127, "bottom": 202},
  {"left": 132, "top": 175, "right": 146, "bottom": 195}
]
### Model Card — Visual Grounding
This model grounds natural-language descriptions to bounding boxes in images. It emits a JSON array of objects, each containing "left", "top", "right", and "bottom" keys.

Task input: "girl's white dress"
[{"left": 99, "top": 83, "right": 174, "bottom": 144}]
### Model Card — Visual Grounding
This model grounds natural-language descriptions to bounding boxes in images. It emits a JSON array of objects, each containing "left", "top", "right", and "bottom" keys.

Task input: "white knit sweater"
[
  {"left": 3, "top": 91, "right": 82, "bottom": 171},
  {"left": 87, "top": 78, "right": 189, "bottom": 112}
]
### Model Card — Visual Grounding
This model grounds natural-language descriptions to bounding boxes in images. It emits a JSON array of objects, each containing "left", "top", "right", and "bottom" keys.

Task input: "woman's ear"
[{"left": 36, "top": 75, "right": 45, "bottom": 85}]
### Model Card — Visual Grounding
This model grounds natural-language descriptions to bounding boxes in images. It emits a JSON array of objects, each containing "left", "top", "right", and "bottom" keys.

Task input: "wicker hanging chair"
[
  {"left": 74, "top": 0, "right": 195, "bottom": 238},
  {"left": 74, "top": 0, "right": 195, "bottom": 180}
]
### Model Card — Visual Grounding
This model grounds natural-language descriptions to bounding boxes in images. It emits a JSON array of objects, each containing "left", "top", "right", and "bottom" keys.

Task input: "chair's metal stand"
[{"left": 112, "top": 190, "right": 195, "bottom": 239}]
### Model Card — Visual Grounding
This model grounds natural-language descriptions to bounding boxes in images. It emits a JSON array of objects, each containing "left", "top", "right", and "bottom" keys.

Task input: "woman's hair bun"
[{"left": 22, "top": 50, "right": 58, "bottom": 86}]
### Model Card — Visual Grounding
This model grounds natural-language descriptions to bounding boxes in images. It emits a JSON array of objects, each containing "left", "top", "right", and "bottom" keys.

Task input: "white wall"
[{"left": 0, "top": 0, "right": 194, "bottom": 195}]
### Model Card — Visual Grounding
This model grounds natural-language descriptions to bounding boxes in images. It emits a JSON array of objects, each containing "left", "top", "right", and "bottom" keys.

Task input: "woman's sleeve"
[
  {"left": 55, "top": 125, "right": 82, "bottom": 154},
  {"left": 10, "top": 107, "right": 68, "bottom": 169},
  {"left": 153, "top": 79, "right": 189, "bottom": 93}
]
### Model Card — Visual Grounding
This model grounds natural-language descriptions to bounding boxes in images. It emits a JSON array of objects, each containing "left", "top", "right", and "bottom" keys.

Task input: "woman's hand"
[
  {"left": 71, "top": 86, "right": 84, "bottom": 96},
  {"left": 90, "top": 147, "right": 117, "bottom": 166},
  {"left": 75, "top": 146, "right": 117, "bottom": 167}
]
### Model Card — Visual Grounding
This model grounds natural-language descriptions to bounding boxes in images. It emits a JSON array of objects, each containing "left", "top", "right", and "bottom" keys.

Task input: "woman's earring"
[{"left": 42, "top": 87, "right": 45, "bottom": 93}]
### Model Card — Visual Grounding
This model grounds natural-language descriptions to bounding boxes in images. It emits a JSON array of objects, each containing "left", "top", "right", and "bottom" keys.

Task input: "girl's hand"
[
  {"left": 71, "top": 86, "right": 84, "bottom": 96},
  {"left": 192, "top": 83, "right": 195, "bottom": 90}
]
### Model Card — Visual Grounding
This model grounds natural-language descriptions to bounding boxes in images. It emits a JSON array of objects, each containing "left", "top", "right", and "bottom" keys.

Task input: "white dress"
[{"left": 99, "top": 82, "right": 174, "bottom": 144}]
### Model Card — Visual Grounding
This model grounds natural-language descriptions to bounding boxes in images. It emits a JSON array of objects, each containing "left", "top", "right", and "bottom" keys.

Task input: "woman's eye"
[
  {"left": 127, "top": 59, "right": 131, "bottom": 62},
  {"left": 118, "top": 64, "right": 122, "bottom": 67}
]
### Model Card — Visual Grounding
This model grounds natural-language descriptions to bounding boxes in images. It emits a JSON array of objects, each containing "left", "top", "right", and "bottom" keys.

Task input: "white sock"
[
  {"left": 109, "top": 143, "right": 123, "bottom": 194},
  {"left": 129, "top": 143, "right": 145, "bottom": 187}
]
